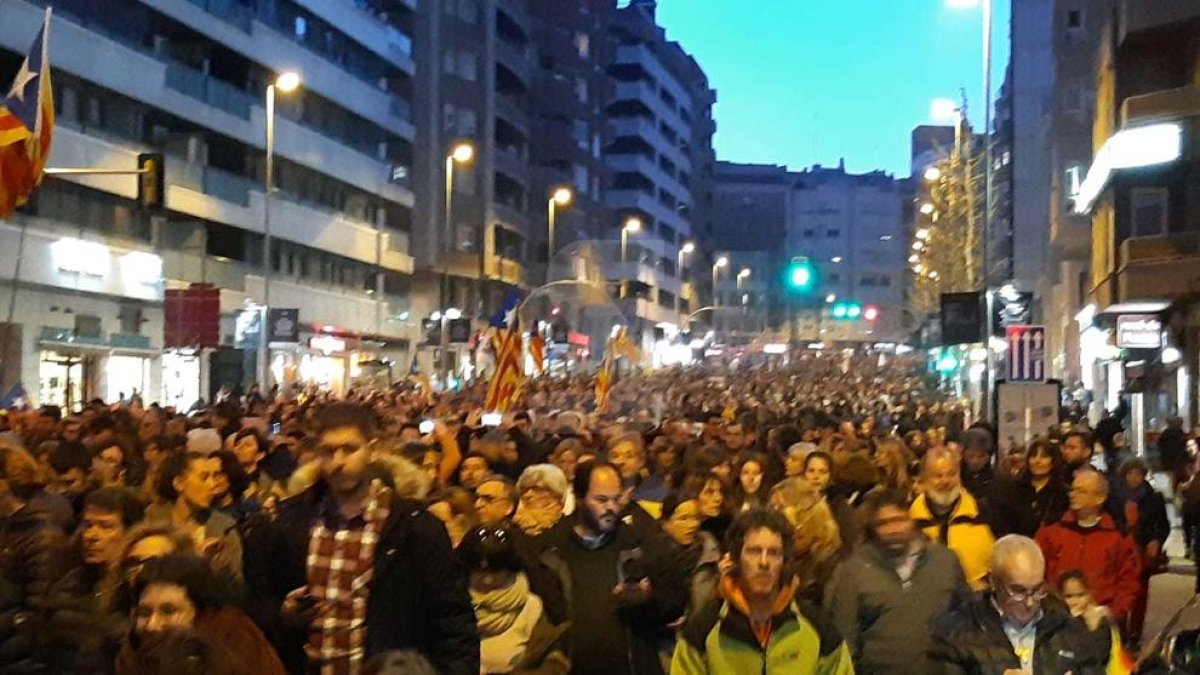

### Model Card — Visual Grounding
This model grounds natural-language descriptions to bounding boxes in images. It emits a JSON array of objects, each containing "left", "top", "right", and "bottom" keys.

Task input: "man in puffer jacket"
[
  {"left": 930, "top": 534, "right": 1111, "bottom": 674},
  {"left": 671, "top": 509, "right": 853, "bottom": 675}
]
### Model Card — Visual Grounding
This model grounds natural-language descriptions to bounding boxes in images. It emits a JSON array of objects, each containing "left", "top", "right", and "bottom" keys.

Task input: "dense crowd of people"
[{"left": 0, "top": 350, "right": 1188, "bottom": 674}]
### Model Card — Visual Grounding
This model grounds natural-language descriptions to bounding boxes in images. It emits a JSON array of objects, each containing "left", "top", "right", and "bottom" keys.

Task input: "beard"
[{"left": 926, "top": 486, "right": 961, "bottom": 509}]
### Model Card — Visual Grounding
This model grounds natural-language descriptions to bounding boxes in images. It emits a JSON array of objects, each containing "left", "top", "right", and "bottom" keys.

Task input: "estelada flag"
[
  {"left": 0, "top": 10, "right": 54, "bottom": 218},
  {"left": 484, "top": 294, "right": 525, "bottom": 412},
  {"left": 529, "top": 330, "right": 546, "bottom": 375}
]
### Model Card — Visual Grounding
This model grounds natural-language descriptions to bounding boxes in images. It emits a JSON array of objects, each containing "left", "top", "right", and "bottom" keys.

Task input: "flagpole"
[{"left": 0, "top": 9, "right": 51, "bottom": 397}]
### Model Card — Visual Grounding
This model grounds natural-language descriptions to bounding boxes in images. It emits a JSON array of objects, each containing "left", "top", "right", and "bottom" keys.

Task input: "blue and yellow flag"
[{"left": 0, "top": 10, "right": 54, "bottom": 217}]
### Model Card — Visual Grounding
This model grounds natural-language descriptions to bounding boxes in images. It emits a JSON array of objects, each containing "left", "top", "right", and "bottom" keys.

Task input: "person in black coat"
[
  {"left": 1156, "top": 416, "right": 1190, "bottom": 491},
  {"left": 929, "top": 534, "right": 1110, "bottom": 674},
  {"left": 243, "top": 403, "right": 477, "bottom": 675},
  {"left": 987, "top": 439, "right": 1071, "bottom": 537},
  {"left": 1112, "top": 456, "right": 1170, "bottom": 643}
]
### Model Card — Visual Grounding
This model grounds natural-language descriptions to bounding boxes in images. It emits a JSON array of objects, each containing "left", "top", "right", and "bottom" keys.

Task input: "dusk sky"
[{"left": 653, "top": 1, "right": 1013, "bottom": 178}]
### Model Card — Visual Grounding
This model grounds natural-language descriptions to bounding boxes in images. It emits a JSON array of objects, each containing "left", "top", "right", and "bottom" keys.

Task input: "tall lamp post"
[
  {"left": 441, "top": 141, "right": 475, "bottom": 383},
  {"left": 620, "top": 217, "right": 641, "bottom": 299},
  {"left": 258, "top": 71, "right": 300, "bottom": 390},
  {"left": 547, "top": 186, "right": 572, "bottom": 272},
  {"left": 712, "top": 256, "right": 728, "bottom": 306}
]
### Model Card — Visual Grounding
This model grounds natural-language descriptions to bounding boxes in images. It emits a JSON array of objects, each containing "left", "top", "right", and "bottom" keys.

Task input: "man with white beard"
[{"left": 910, "top": 448, "right": 996, "bottom": 590}]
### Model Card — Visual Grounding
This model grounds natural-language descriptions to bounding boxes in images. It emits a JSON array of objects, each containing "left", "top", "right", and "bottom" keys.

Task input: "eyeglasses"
[{"left": 998, "top": 584, "right": 1047, "bottom": 604}]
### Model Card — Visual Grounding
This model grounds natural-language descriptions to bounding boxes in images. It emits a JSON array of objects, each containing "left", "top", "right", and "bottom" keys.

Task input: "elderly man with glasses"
[{"left": 930, "top": 534, "right": 1113, "bottom": 674}]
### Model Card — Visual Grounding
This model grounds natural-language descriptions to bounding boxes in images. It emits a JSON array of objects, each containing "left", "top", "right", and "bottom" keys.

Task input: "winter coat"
[
  {"left": 823, "top": 537, "right": 972, "bottom": 674},
  {"left": 928, "top": 594, "right": 1110, "bottom": 674},
  {"left": 243, "top": 483, "right": 478, "bottom": 675},
  {"left": 1035, "top": 512, "right": 1142, "bottom": 621},
  {"left": 532, "top": 515, "right": 689, "bottom": 675},
  {"left": 911, "top": 491, "right": 995, "bottom": 590},
  {"left": 671, "top": 581, "right": 853, "bottom": 675},
  {"left": 986, "top": 476, "right": 1070, "bottom": 537},
  {"left": 1110, "top": 483, "right": 1170, "bottom": 550},
  {"left": 116, "top": 606, "right": 284, "bottom": 675},
  {"left": 0, "top": 506, "right": 71, "bottom": 673}
]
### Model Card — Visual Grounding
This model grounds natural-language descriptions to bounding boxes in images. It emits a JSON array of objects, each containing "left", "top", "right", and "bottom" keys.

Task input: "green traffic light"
[
  {"left": 847, "top": 304, "right": 862, "bottom": 319},
  {"left": 790, "top": 266, "right": 811, "bottom": 288},
  {"left": 786, "top": 257, "right": 815, "bottom": 291},
  {"left": 832, "top": 303, "right": 848, "bottom": 319}
]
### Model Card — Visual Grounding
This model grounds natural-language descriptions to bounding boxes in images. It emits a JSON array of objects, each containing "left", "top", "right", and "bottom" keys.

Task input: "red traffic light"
[{"left": 863, "top": 305, "right": 880, "bottom": 322}]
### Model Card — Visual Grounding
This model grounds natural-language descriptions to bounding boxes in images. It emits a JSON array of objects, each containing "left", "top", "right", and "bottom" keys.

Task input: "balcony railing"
[
  {"left": 164, "top": 62, "right": 253, "bottom": 119},
  {"left": 182, "top": 0, "right": 253, "bottom": 32},
  {"left": 1122, "top": 85, "right": 1200, "bottom": 127}
]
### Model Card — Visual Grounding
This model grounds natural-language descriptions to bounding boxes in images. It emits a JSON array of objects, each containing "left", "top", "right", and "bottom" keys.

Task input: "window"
[
  {"left": 1130, "top": 188, "right": 1168, "bottom": 237},
  {"left": 458, "top": 0, "right": 477, "bottom": 23},
  {"left": 457, "top": 51, "right": 478, "bottom": 81},
  {"left": 802, "top": 229, "right": 815, "bottom": 238},
  {"left": 573, "top": 165, "right": 589, "bottom": 196},
  {"left": 575, "top": 77, "right": 588, "bottom": 104},
  {"left": 574, "top": 32, "right": 590, "bottom": 59},
  {"left": 443, "top": 103, "right": 457, "bottom": 132},
  {"left": 860, "top": 275, "right": 877, "bottom": 287},
  {"left": 294, "top": 16, "right": 307, "bottom": 38},
  {"left": 879, "top": 275, "right": 892, "bottom": 287},
  {"left": 442, "top": 51, "right": 456, "bottom": 75},
  {"left": 826, "top": 273, "right": 840, "bottom": 284},
  {"left": 826, "top": 229, "right": 840, "bottom": 238},
  {"left": 458, "top": 108, "right": 477, "bottom": 136},
  {"left": 1067, "top": 9, "right": 1082, "bottom": 29}
]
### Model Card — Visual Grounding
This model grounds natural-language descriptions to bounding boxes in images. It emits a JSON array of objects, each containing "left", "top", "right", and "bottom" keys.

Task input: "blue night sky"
[{"left": 653, "top": 1, "right": 1013, "bottom": 179}]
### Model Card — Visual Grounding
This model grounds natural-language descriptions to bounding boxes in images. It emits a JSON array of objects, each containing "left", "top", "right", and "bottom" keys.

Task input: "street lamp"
[
  {"left": 712, "top": 256, "right": 728, "bottom": 306},
  {"left": 547, "top": 186, "right": 573, "bottom": 266},
  {"left": 259, "top": 70, "right": 301, "bottom": 389},
  {"left": 920, "top": 202, "right": 935, "bottom": 216},
  {"left": 736, "top": 268, "right": 751, "bottom": 290},
  {"left": 440, "top": 140, "right": 475, "bottom": 381},
  {"left": 923, "top": 166, "right": 943, "bottom": 182},
  {"left": 678, "top": 241, "right": 694, "bottom": 275},
  {"left": 930, "top": 97, "right": 960, "bottom": 123},
  {"left": 621, "top": 217, "right": 641, "bottom": 264}
]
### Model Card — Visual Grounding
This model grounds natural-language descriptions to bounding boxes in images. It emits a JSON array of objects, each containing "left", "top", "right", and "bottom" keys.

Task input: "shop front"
[{"left": 37, "top": 337, "right": 156, "bottom": 409}]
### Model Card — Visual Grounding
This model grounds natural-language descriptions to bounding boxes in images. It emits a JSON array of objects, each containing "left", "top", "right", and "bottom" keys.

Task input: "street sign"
[
  {"left": 1006, "top": 325, "right": 1046, "bottom": 382},
  {"left": 1116, "top": 314, "right": 1162, "bottom": 349}
]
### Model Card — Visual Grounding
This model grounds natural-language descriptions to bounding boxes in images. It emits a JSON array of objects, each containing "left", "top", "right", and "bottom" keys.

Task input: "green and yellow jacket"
[{"left": 671, "top": 576, "right": 854, "bottom": 675}]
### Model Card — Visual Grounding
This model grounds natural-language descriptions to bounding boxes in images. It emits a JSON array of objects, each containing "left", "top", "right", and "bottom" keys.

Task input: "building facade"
[
  {"left": 604, "top": 0, "right": 715, "bottom": 347},
  {"left": 1077, "top": 0, "right": 1200, "bottom": 431},
  {"left": 0, "top": 0, "right": 420, "bottom": 407}
]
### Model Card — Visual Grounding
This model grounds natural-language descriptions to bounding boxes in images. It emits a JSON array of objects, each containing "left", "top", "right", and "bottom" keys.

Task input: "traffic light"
[
  {"left": 831, "top": 301, "right": 861, "bottom": 320},
  {"left": 137, "top": 153, "right": 165, "bottom": 210},
  {"left": 785, "top": 257, "right": 815, "bottom": 292},
  {"left": 863, "top": 305, "right": 880, "bottom": 322}
]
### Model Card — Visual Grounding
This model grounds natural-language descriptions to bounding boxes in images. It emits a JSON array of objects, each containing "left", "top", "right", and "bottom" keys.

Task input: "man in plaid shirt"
[{"left": 245, "top": 403, "right": 478, "bottom": 675}]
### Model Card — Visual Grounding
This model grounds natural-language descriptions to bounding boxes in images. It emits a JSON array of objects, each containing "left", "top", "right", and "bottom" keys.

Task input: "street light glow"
[
  {"left": 715, "top": 256, "right": 728, "bottom": 268},
  {"left": 920, "top": 202, "right": 935, "bottom": 215},
  {"left": 738, "top": 268, "right": 751, "bottom": 279},
  {"left": 830, "top": 256, "right": 843, "bottom": 263},
  {"left": 681, "top": 241, "right": 695, "bottom": 253},
  {"left": 552, "top": 187, "right": 573, "bottom": 206},
  {"left": 930, "top": 97, "right": 959, "bottom": 122},
  {"left": 912, "top": 241, "right": 924, "bottom": 250},
  {"left": 909, "top": 254, "right": 919, "bottom": 263},
  {"left": 825, "top": 294, "right": 836, "bottom": 304},
  {"left": 274, "top": 71, "right": 301, "bottom": 92},
  {"left": 916, "top": 228, "right": 930, "bottom": 240},
  {"left": 451, "top": 142, "right": 475, "bottom": 164},
  {"left": 623, "top": 217, "right": 642, "bottom": 232},
  {"left": 923, "top": 166, "right": 942, "bottom": 182}
]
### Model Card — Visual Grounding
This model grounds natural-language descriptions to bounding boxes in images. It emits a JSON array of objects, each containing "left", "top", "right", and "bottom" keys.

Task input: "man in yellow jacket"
[
  {"left": 910, "top": 447, "right": 995, "bottom": 590},
  {"left": 671, "top": 509, "right": 853, "bottom": 675}
]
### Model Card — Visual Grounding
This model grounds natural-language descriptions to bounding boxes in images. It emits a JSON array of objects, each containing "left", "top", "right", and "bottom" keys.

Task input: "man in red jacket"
[{"left": 1036, "top": 469, "right": 1142, "bottom": 629}]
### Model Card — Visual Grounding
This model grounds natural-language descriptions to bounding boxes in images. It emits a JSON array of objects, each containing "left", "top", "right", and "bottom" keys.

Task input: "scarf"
[
  {"left": 719, "top": 573, "right": 799, "bottom": 648},
  {"left": 471, "top": 573, "right": 530, "bottom": 637}
]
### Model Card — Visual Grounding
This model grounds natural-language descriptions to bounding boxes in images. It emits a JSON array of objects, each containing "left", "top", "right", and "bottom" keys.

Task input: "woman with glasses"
[{"left": 458, "top": 525, "right": 569, "bottom": 675}]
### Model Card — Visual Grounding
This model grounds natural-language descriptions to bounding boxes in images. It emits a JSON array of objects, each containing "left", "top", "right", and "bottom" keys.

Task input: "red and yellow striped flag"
[
  {"left": 0, "top": 10, "right": 54, "bottom": 218},
  {"left": 529, "top": 331, "right": 546, "bottom": 375},
  {"left": 485, "top": 318, "right": 525, "bottom": 412}
]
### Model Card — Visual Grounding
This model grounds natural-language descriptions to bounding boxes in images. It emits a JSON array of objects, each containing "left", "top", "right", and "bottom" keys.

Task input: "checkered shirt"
[{"left": 304, "top": 493, "right": 390, "bottom": 675}]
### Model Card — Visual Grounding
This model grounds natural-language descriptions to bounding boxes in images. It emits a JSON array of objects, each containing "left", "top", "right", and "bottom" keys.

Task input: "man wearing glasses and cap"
[{"left": 930, "top": 535, "right": 1112, "bottom": 674}]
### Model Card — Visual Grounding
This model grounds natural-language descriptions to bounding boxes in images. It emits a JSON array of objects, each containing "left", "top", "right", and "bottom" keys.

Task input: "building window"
[
  {"left": 443, "top": 103, "right": 457, "bottom": 132},
  {"left": 575, "top": 77, "right": 588, "bottom": 104},
  {"left": 458, "top": 0, "right": 477, "bottom": 23},
  {"left": 458, "top": 52, "right": 478, "bottom": 81},
  {"left": 879, "top": 275, "right": 892, "bottom": 287},
  {"left": 1066, "top": 9, "right": 1082, "bottom": 29},
  {"left": 574, "top": 32, "right": 590, "bottom": 59},
  {"left": 1130, "top": 188, "right": 1169, "bottom": 237},
  {"left": 458, "top": 108, "right": 477, "bottom": 136},
  {"left": 826, "top": 273, "right": 840, "bottom": 284},
  {"left": 442, "top": 51, "right": 456, "bottom": 75},
  {"left": 826, "top": 229, "right": 840, "bottom": 238},
  {"left": 294, "top": 16, "right": 307, "bottom": 39},
  {"left": 803, "top": 229, "right": 814, "bottom": 238}
]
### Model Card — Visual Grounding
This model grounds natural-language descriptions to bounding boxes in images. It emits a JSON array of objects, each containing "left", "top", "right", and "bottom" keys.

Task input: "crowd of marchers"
[{"left": 0, "top": 351, "right": 1190, "bottom": 674}]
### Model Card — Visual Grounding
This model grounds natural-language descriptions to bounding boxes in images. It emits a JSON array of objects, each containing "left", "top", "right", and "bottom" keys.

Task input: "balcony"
[
  {"left": 181, "top": 0, "right": 253, "bottom": 32},
  {"left": 607, "top": 261, "right": 681, "bottom": 295},
  {"left": 622, "top": 297, "right": 678, "bottom": 325},
  {"left": 485, "top": 256, "right": 526, "bottom": 288},
  {"left": 1120, "top": 0, "right": 1200, "bottom": 41},
  {"left": 495, "top": 92, "right": 531, "bottom": 131},
  {"left": 612, "top": 116, "right": 689, "bottom": 169},
  {"left": 493, "top": 145, "right": 529, "bottom": 181},
  {"left": 1122, "top": 85, "right": 1200, "bottom": 127},
  {"left": 492, "top": 200, "right": 531, "bottom": 235},
  {"left": 495, "top": 0, "right": 531, "bottom": 31},
  {"left": 496, "top": 39, "right": 532, "bottom": 85},
  {"left": 244, "top": 275, "right": 410, "bottom": 339},
  {"left": 164, "top": 61, "right": 254, "bottom": 120},
  {"left": 1117, "top": 233, "right": 1200, "bottom": 301}
]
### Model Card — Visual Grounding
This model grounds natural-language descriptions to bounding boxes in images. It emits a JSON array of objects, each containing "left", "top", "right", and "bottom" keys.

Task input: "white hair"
[
  {"left": 517, "top": 463, "right": 569, "bottom": 498},
  {"left": 990, "top": 534, "right": 1045, "bottom": 578}
]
